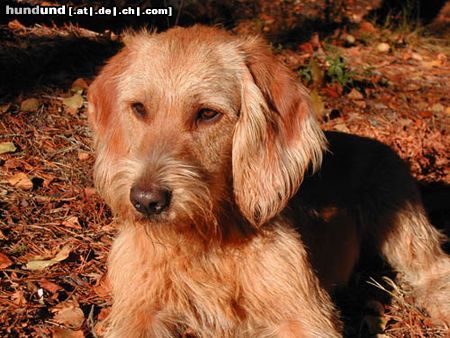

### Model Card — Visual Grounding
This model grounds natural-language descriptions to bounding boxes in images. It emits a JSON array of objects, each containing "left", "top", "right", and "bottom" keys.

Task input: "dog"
[{"left": 87, "top": 25, "right": 450, "bottom": 337}]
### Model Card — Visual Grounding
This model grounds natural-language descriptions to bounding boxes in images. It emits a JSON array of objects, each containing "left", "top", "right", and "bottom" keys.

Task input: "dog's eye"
[
  {"left": 131, "top": 102, "right": 147, "bottom": 118},
  {"left": 196, "top": 109, "right": 221, "bottom": 124}
]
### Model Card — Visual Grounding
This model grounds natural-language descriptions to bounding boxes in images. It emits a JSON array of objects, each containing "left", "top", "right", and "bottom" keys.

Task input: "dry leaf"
[
  {"left": 9, "top": 172, "right": 33, "bottom": 190},
  {"left": 52, "top": 301, "right": 85, "bottom": 329},
  {"left": 359, "top": 21, "right": 377, "bottom": 33},
  {"left": 26, "top": 244, "right": 72, "bottom": 270},
  {"left": 418, "top": 111, "right": 433, "bottom": 118},
  {"left": 77, "top": 151, "right": 90, "bottom": 161},
  {"left": 310, "top": 58, "right": 324, "bottom": 87},
  {"left": 11, "top": 290, "right": 26, "bottom": 306},
  {"left": 84, "top": 187, "right": 97, "bottom": 197},
  {"left": 39, "top": 279, "right": 62, "bottom": 294},
  {"left": 348, "top": 88, "right": 364, "bottom": 100},
  {"left": 0, "top": 252, "right": 13, "bottom": 269},
  {"left": 8, "top": 19, "right": 25, "bottom": 30},
  {"left": 376, "top": 43, "right": 390, "bottom": 53},
  {"left": 71, "top": 78, "right": 89, "bottom": 92},
  {"left": 0, "top": 103, "right": 11, "bottom": 114},
  {"left": 20, "top": 98, "right": 40, "bottom": 112},
  {"left": 62, "top": 216, "right": 81, "bottom": 230},
  {"left": 52, "top": 328, "right": 85, "bottom": 338},
  {"left": 310, "top": 91, "right": 325, "bottom": 117},
  {"left": 93, "top": 274, "right": 111, "bottom": 298},
  {"left": 63, "top": 93, "right": 84, "bottom": 114},
  {"left": 0, "top": 142, "right": 16, "bottom": 154}
]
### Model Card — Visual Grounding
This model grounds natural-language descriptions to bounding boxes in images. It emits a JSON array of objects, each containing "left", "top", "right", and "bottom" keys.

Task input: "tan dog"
[{"left": 88, "top": 25, "right": 449, "bottom": 337}]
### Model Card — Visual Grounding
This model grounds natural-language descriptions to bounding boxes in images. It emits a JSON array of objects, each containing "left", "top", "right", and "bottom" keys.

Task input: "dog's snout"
[{"left": 130, "top": 185, "right": 172, "bottom": 216}]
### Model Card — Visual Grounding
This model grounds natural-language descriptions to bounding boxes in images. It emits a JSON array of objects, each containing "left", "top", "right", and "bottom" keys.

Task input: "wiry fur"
[{"left": 88, "top": 25, "right": 450, "bottom": 337}]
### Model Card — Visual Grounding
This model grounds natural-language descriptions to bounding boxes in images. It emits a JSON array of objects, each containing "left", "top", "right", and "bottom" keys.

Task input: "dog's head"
[{"left": 88, "top": 25, "right": 325, "bottom": 235}]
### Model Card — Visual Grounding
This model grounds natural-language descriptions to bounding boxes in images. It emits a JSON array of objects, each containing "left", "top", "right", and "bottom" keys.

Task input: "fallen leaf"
[
  {"left": 84, "top": 187, "right": 97, "bottom": 197},
  {"left": 63, "top": 93, "right": 84, "bottom": 114},
  {"left": 0, "top": 142, "right": 16, "bottom": 154},
  {"left": 52, "top": 300, "right": 85, "bottom": 329},
  {"left": 431, "top": 103, "right": 444, "bottom": 113},
  {"left": 8, "top": 172, "right": 33, "bottom": 190},
  {"left": 52, "top": 328, "right": 85, "bottom": 338},
  {"left": 347, "top": 88, "right": 364, "bottom": 100},
  {"left": 344, "top": 34, "right": 356, "bottom": 45},
  {"left": 411, "top": 52, "right": 423, "bottom": 61},
  {"left": 359, "top": 21, "right": 377, "bottom": 33},
  {"left": 53, "top": 244, "right": 73, "bottom": 262},
  {"left": 62, "top": 216, "right": 81, "bottom": 230},
  {"left": 20, "top": 98, "right": 40, "bottom": 112},
  {"left": 310, "top": 91, "right": 325, "bottom": 117},
  {"left": 39, "top": 279, "right": 63, "bottom": 294},
  {"left": 0, "top": 252, "right": 13, "bottom": 269},
  {"left": 94, "top": 274, "right": 111, "bottom": 298},
  {"left": 418, "top": 111, "right": 433, "bottom": 118},
  {"left": 376, "top": 43, "right": 390, "bottom": 53},
  {"left": 310, "top": 58, "right": 324, "bottom": 87},
  {"left": 0, "top": 103, "right": 11, "bottom": 114},
  {"left": 11, "top": 290, "right": 26, "bottom": 306},
  {"left": 77, "top": 151, "right": 90, "bottom": 161},
  {"left": 4, "top": 158, "right": 24, "bottom": 169},
  {"left": 71, "top": 78, "right": 89, "bottom": 92},
  {"left": 323, "top": 83, "right": 343, "bottom": 98},
  {"left": 8, "top": 19, "right": 25, "bottom": 30},
  {"left": 26, "top": 244, "right": 72, "bottom": 270},
  {"left": 354, "top": 100, "right": 367, "bottom": 108}
]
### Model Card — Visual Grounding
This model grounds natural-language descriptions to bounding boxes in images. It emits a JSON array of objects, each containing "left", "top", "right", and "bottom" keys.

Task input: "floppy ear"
[
  {"left": 233, "top": 36, "right": 326, "bottom": 227},
  {"left": 87, "top": 46, "right": 135, "bottom": 158}
]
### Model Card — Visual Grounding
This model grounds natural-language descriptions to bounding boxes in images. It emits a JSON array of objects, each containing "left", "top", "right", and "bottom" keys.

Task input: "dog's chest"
[{"left": 109, "top": 227, "right": 306, "bottom": 335}]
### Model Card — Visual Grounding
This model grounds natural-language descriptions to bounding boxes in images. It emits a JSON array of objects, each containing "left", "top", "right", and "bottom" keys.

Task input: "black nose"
[{"left": 130, "top": 185, "right": 172, "bottom": 216}]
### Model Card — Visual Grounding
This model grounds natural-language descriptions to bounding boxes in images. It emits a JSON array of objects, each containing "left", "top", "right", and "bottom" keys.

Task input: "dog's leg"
[
  {"left": 377, "top": 202, "right": 449, "bottom": 324},
  {"left": 360, "top": 151, "right": 450, "bottom": 324}
]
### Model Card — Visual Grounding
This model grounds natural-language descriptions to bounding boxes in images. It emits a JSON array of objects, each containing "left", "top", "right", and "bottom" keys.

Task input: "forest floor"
[{"left": 0, "top": 2, "right": 449, "bottom": 337}]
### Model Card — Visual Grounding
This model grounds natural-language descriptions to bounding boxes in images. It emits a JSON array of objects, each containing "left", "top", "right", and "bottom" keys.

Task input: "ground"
[{"left": 0, "top": 2, "right": 449, "bottom": 337}]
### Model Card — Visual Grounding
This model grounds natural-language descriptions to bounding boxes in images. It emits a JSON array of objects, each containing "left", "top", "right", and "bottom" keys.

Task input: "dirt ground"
[{"left": 0, "top": 1, "right": 449, "bottom": 337}]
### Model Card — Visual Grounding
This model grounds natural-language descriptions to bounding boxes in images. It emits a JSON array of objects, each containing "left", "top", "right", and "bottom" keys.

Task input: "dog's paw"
[{"left": 413, "top": 272, "right": 450, "bottom": 326}]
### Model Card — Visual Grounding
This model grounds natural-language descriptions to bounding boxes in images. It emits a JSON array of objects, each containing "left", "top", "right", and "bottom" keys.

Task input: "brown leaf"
[
  {"left": 71, "top": 78, "right": 89, "bottom": 92},
  {"left": 8, "top": 172, "right": 33, "bottom": 190},
  {"left": 0, "top": 142, "right": 16, "bottom": 154},
  {"left": 40, "top": 279, "right": 63, "bottom": 294},
  {"left": 77, "top": 151, "right": 90, "bottom": 161},
  {"left": 0, "top": 252, "right": 13, "bottom": 269},
  {"left": 359, "top": 21, "right": 377, "bottom": 33},
  {"left": 63, "top": 93, "right": 84, "bottom": 114},
  {"left": 418, "top": 111, "right": 433, "bottom": 118},
  {"left": 84, "top": 187, "right": 97, "bottom": 197},
  {"left": 310, "top": 58, "right": 324, "bottom": 87},
  {"left": 0, "top": 103, "right": 11, "bottom": 114},
  {"left": 4, "top": 158, "right": 24, "bottom": 169},
  {"left": 93, "top": 274, "right": 111, "bottom": 298},
  {"left": 20, "top": 98, "right": 40, "bottom": 112},
  {"left": 52, "top": 300, "right": 85, "bottom": 329},
  {"left": 26, "top": 244, "right": 72, "bottom": 270},
  {"left": 347, "top": 88, "right": 364, "bottom": 100},
  {"left": 323, "top": 83, "right": 343, "bottom": 98},
  {"left": 8, "top": 19, "right": 25, "bottom": 30},
  {"left": 52, "top": 328, "right": 85, "bottom": 338},
  {"left": 376, "top": 43, "right": 390, "bottom": 53},
  {"left": 11, "top": 290, "right": 26, "bottom": 306},
  {"left": 310, "top": 91, "right": 325, "bottom": 118},
  {"left": 62, "top": 216, "right": 81, "bottom": 230}
]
